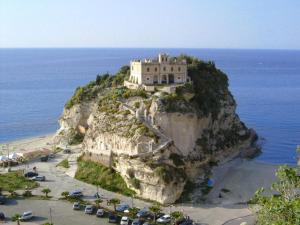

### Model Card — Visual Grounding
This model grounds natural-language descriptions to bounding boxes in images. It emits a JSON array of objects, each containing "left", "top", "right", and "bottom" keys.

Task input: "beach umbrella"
[
  {"left": 9, "top": 152, "right": 19, "bottom": 159},
  {"left": 0, "top": 155, "right": 8, "bottom": 161}
]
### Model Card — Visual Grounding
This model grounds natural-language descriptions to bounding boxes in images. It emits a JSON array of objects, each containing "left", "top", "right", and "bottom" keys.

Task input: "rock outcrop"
[{"left": 54, "top": 56, "right": 258, "bottom": 204}]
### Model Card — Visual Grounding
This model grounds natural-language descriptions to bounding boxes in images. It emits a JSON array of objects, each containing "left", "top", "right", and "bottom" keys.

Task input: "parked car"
[
  {"left": 0, "top": 212, "right": 5, "bottom": 221},
  {"left": 157, "top": 215, "right": 171, "bottom": 224},
  {"left": 116, "top": 203, "right": 130, "bottom": 212},
  {"left": 96, "top": 208, "right": 105, "bottom": 217},
  {"left": 85, "top": 205, "right": 94, "bottom": 214},
  {"left": 63, "top": 149, "right": 71, "bottom": 154},
  {"left": 49, "top": 154, "right": 55, "bottom": 159},
  {"left": 108, "top": 213, "right": 118, "bottom": 223},
  {"left": 132, "top": 219, "right": 142, "bottom": 225},
  {"left": 31, "top": 175, "right": 46, "bottom": 181},
  {"left": 136, "top": 208, "right": 150, "bottom": 218},
  {"left": 73, "top": 202, "right": 81, "bottom": 210},
  {"left": 40, "top": 155, "right": 49, "bottom": 162},
  {"left": 177, "top": 218, "right": 193, "bottom": 225},
  {"left": 0, "top": 195, "right": 6, "bottom": 204},
  {"left": 143, "top": 222, "right": 153, "bottom": 225},
  {"left": 120, "top": 216, "right": 130, "bottom": 225},
  {"left": 69, "top": 190, "right": 83, "bottom": 197},
  {"left": 24, "top": 172, "right": 38, "bottom": 178},
  {"left": 20, "top": 211, "right": 33, "bottom": 221}
]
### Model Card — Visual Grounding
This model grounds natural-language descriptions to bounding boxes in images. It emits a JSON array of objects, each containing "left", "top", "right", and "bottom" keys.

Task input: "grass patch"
[
  {"left": 57, "top": 159, "right": 70, "bottom": 168},
  {"left": 0, "top": 171, "right": 39, "bottom": 191},
  {"left": 75, "top": 157, "right": 135, "bottom": 196}
]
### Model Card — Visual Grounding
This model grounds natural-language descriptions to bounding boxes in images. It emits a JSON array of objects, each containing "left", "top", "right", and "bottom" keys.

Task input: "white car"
[
  {"left": 96, "top": 209, "right": 105, "bottom": 217},
  {"left": 157, "top": 215, "right": 171, "bottom": 224},
  {"left": 85, "top": 205, "right": 94, "bottom": 214},
  {"left": 120, "top": 216, "right": 130, "bottom": 225},
  {"left": 21, "top": 211, "right": 33, "bottom": 221}
]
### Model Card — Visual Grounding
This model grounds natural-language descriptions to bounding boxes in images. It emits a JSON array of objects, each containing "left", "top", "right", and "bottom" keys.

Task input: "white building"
[{"left": 126, "top": 53, "right": 188, "bottom": 87}]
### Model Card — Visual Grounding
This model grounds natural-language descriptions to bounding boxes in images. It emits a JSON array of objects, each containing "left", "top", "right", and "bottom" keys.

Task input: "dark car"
[
  {"left": 0, "top": 195, "right": 6, "bottom": 204},
  {"left": 108, "top": 213, "right": 118, "bottom": 223},
  {"left": 63, "top": 149, "right": 71, "bottom": 154},
  {"left": 136, "top": 209, "right": 150, "bottom": 218},
  {"left": 24, "top": 171, "right": 38, "bottom": 178},
  {"left": 40, "top": 155, "right": 49, "bottom": 162},
  {"left": 132, "top": 219, "right": 142, "bottom": 225},
  {"left": 175, "top": 218, "right": 193, "bottom": 225},
  {"left": 0, "top": 212, "right": 5, "bottom": 221}
]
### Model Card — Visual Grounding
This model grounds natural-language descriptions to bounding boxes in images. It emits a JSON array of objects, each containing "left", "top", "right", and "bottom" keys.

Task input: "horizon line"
[{"left": 1, "top": 47, "right": 300, "bottom": 51}]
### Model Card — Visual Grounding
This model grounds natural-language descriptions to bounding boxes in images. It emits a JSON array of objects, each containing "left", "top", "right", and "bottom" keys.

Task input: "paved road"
[{"left": 1, "top": 199, "right": 110, "bottom": 225}]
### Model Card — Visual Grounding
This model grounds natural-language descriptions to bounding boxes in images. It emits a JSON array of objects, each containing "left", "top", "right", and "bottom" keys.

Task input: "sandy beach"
[{"left": 0, "top": 134, "right": 280, "bottom": 225}]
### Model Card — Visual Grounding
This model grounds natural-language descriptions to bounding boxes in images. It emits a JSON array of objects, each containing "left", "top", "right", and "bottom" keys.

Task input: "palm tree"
[
  {"left": 12, "top": 213, "right": 21, "bottom": 225},
  {"left": 42, "top": 188, "right": 51, "bottom": 198},
  {"left": 149, "top": 204, "right": 161, "bottom": 223},
  {"left": 94, "top": 199, "right": 103, "bottom": 209},
  {"left": 61, "top": 191, "right": 69, "bottom": 199},
  {"left": 108, "top": 198, "right": 120, "bottom": 211},
  {"left": 170, "top": 211, "right": 184, "bottom": 224}
]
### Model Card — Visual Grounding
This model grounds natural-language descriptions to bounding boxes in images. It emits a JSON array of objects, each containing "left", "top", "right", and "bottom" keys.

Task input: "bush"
[
  {"left": 75, "top": 157, "right": 135, "bottom": 196},
  {"left": 22, "top": 190, "right": 33, "bottom": 197},
  {"left": 0, "top": 171, "right": 39, "bottom": 191},
  {"left": 130, "top": 178, "right": 141, "bottom": 189},
  {"left": 57, "top": 159, "right": 70, "bottom": 168},
  {"left": 169, "top": 153, "right": 184, "bottom": 166}
]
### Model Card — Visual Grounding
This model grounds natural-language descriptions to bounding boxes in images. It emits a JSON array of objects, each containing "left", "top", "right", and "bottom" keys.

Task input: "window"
[
  {"left": 171, "top": 67, "right": 173, "bottom": 72},
  {"left": 147, "top": 67, "right": 150, "bottom": 72},
  {"left": 147, "top": 77, "right": 150, "bottom": 80},
  {"left": 178, "top": 67, "right": 181, "bottom": 72},
  {"left": 178, "top": 77, "right": 180, "bottom": 79},
  {"left": 163, "top": 67, "right": 166, "bottom": 71},
  {"left": 155, "top": 67, "right": 157, "bottom": 72}
]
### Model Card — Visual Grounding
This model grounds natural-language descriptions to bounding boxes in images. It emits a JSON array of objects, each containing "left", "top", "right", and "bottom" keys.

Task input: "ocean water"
[{"left": 0, "top": 48, "right": 299, "bottom": 164}]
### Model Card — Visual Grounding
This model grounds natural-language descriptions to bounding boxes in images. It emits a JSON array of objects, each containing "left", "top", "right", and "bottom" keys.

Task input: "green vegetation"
[
  {"left": 57, "top": 159, "right": 70, "bottom": 168},
  {"left": 251, "top": 165, "right": 300, "bottom": 225},
  {"left": 171, "top": 211, "right": 184, "bottom": 221},
  {"left": 122, "top": 88, "right": 147, "bottom": 99},
  {"left": 154, "top": 164, "right": 186, "bottom": 184},
  {"left": 176, "top": 181, "right": 196, "bottom": 202},
  {"left": 130, "top": 178, "right": 141, "bottom": 189},
  {"left": 108, "top": 198, "right": 120, "bottom": 211},
  {"left": 65, "top": 66, "right": 130, "bottom": 109},
  {"left": 0, "top": 171, "right": 39, "bottom": 191},
  {"left": 68, "top": 128, "right": 84, "bottom": 145},
  {"left": 75, "top": 157, "right": 135, "bottom": 196},
  {"left": 169, "top": 153, "right": 185, "bottom": 166},
  {"left": 163, "top": 55, "right": 231, "bottom": 119},
  {"left": 149, "top": 203, "right": 162, "bottom": 222},
  {"left": 42, "top": 188, "right": 51, "bottom": 197}
]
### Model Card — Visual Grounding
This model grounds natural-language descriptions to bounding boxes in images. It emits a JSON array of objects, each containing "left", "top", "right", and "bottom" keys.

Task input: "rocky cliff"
[{"left": 54, "top": 56, "right": 258, "bottom": 204}]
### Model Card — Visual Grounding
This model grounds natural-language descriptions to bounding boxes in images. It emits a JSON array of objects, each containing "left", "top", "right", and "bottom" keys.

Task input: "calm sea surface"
[{"left": 0, "top": 48, "right": 299, "bottom": 164}]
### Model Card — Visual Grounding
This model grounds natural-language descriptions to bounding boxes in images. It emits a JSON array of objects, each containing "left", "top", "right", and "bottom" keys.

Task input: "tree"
[
  {"left": 127, "top": 207, "right": 139, "bottom": 219},
  {"left": 12, "top": 213, "right": 21, "bottom": 225},
  {"left": 149, "top": 203, "right": 161, "bottom": 223},
  {"left": 94, "top": 199, "right": 103, "bottom": 209},
  {"left": 108, "top": 198, "right": 120, "bottom": 211},
  {"left": 171, "top": 211, "right": 184, "bottom": 222},
  {"left": 42, "top": 188, "right": 51, "bottom": 198},
  {"left": 61, "top": 191, "right": 69, "bottom": 199},
  {"left": 251, "top": 165, "right": 300, "bottom": 225}
]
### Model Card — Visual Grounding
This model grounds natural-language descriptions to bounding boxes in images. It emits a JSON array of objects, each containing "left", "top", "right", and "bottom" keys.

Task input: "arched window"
[
  {"left": 163, "top": 67, "right": 166, "bottom": 71},
  {"left": 155, "top": 67, "right": 157, "bottom": 72},
  {"left": 178, "top": 67, "right": 181, "bottom": 72},
  {"left": 147, "top": 67, "right": 150, "bottom": 72},
  {"left": 171, "top": 67, "right": 173, "bottom": 72}
]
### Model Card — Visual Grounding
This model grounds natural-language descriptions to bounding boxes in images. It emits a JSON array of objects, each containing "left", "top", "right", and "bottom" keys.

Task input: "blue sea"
[{"left": 0, "top": 48, "right": 299, "bottom": 164}]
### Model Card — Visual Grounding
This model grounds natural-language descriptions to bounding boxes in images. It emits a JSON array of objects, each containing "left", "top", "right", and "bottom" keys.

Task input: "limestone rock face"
[{"left": 54, "top": 88, "right": 257, "bottom": 204}]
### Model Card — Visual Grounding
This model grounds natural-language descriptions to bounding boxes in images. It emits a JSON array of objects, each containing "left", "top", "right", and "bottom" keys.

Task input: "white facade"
[{"left": 128, "top": 53, "right": 188, "bottom": 86}]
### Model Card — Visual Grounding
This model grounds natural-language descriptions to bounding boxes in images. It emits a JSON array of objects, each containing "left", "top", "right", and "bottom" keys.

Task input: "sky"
[{"left": 0, "top": 0, "right": 300, "bottom": 49}]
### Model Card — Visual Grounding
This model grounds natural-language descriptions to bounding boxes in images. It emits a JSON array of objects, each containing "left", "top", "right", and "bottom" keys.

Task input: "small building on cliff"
[{"left": 124, "top": 53, "right": 190, "bottom": 92}]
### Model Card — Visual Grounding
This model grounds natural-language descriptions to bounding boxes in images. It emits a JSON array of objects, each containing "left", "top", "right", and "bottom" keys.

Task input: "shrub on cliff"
[{"left": 65, "top": 66, "right": 129, "bottom": 109}]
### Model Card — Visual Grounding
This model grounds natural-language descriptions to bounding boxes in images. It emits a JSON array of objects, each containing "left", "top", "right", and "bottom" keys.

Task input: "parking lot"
[{"left": 1, "top": 198, "right": 110, "bottom": 225}]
